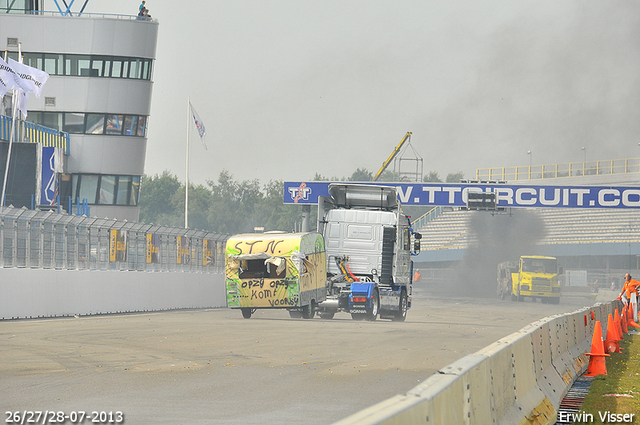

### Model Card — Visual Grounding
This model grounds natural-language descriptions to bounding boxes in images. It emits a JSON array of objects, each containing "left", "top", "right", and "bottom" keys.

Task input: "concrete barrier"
[
  {"left": 0, "top": 268, "right": 226, "bottom": 319},
  {"left": 334, "top": 300, "right": 620, "bottom": 425}
]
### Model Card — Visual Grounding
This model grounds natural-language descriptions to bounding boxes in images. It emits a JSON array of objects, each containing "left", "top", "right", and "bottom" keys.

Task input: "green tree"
[
  {"left": 207, "top": 170, "right": 264, "bottom": 234},
  {"left": 376, "top": 170, "right": 396, "bottom": 182},
  {"left": 446, "top": 171, "right": 465, "bottom": 183},
  {"left": 254, "top": 180, "right": 304, "bottom": 232},
  {"left": 349, "top": 167, "right": 372, "bottom": 182},
  {"left": 139, "top": 171, "right": 183, "bottom": 226},
  {"left": 423, "top": 171, "right": 442, "bottom": 182}
]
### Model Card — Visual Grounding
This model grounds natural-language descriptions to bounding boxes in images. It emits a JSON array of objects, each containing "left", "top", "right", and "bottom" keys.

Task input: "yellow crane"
[{"left": 372, "top": 132, "right": 412, "bottom": 181}]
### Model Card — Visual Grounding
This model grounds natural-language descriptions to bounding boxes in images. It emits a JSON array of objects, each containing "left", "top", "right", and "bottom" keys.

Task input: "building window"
[
  {"left": 77, "top": 174, "right": 99, "bottom": 203},
  {"left": 72, "top": 174, "right": 142, "bottom": 206},
  {"left": 85, "top": 114, "right": 105, "bottom": 134},
  {"left": 22, "top": 52, "right": 42, "bottom": 69},
  {"left": 63, "top": 112, "right": 84, "bottom": 133},
  {"left": 130, "top": 176, "right": 141, "bottom": 206},
  {"left": 99, "top": 175, "right": 117, "bottom": 204},
  {"left": 27, "top": 111, "right": 149, "bottom": 137},
  {"left": 123, "top": 116, "right": 138, "bottom": 135},
  {"left": 44, "top": 53, "right": 62, "bottom": 75},
  {"left": 8, "top": 51, "right": 153, "bottom": 80},
  {"left": 116, "top": 176, "right": 131, "bottom": 205},
  {"left": 106, "top": 115, "right": 124, "bottom": 135},
  {"left": 137, "top": 116, "right": 147, "bottom": 137},
  {"left": 91, "top": 56, "right": 109, "bottom": 77}
]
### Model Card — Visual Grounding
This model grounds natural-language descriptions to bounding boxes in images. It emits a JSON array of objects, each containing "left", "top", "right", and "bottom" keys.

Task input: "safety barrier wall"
[
  {"left": 0, "top": 206, "right": 230, "bottom": 319},
  {"left": 334, "top": 300, "right": 620, "bottom": 425},
  {"left": 0, "top": 268, "right": 227, "bottom": 319}
]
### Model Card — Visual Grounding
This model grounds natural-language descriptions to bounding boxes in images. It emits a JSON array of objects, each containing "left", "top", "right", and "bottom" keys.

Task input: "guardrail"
[
  {"left": 476, "top": 157, "right": 640, "bottom": 181},
  {"left": 1, "top": 9, "right": 153, "bottom": 21},
  {"left": 334, "top": 299, "right": 620, "bottom": 425},
  {"left": 0, "top": 206, "right": 228, "bottom": 273},
  {"left": 411, "top": 206, "right": 442, "bottom": 230},
  {"left": 0, "top": 115, "right": 70, "bottom": 154}
]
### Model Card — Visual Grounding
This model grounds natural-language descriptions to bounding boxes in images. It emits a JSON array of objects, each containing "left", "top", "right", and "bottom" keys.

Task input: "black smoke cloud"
[{"left": 451, "top": 209, "right": 547, "bottom": 297}]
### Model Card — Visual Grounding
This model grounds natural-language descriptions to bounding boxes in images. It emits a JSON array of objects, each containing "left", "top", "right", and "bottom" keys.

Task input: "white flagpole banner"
[
  {"left": 0, "top": 57, "right": 24, "bottom": 95},
  {"left": 0, "top": 73, "right": 9, "bottom": 97},
  {"left": 189, "top": 102, "right": 207, "bottom": 150},
  {"left": 8, "top": 58, "right": 50, "bottom": 98},
  {"left": 17, "top": 91, "right": 28, "bottom": 120}
]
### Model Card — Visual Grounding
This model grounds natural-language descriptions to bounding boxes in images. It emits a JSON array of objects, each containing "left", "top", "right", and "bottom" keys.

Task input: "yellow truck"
[
  {"left": 225, "top": 231, "right": 327, "bottom": 319},
  {"left": 497, "top": 255, "right": 561, "bottom": 304}
]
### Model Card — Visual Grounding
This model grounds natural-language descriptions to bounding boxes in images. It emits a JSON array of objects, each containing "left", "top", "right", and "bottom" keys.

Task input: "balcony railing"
[
  {"left": 476, "top": 158, "right": 640, "bottom": 181},
  {"left": 0, "top": 115, "right": 69, "bottom": 154}
]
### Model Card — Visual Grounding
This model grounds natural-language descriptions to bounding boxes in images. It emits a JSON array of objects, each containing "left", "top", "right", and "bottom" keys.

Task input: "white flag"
[
  {"left": 17, "top": 91, "right": 28, "bottom": 120},
  {"left": 8, "top": 58, "right": 49, "bottom": 98},
  {"left": 0, "top": 57, "right": 25, "bottom": 96},
  {"left": 189, "top": 102, "right": 207, "bottom": 150},
  {"left": 0, "top": 75, "right": 9, "bottom": 98}
]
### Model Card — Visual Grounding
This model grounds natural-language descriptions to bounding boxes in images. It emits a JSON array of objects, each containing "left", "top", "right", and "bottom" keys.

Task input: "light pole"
[
  {"left": 581, "top": 146, "right": 586, "bottom": 163},
  {"left": 527, "top": 150, "right": 532, "bottom": 167}
]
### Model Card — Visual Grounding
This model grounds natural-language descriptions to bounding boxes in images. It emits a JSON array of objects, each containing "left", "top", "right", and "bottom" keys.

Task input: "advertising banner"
[
  {"left": 177, "top": 236, "right": 190, "bottom": 265},
  {"left": 284, "top": 181, "right": 640, "bottom": 209},
  {"left": 203, "top": 239, "right": 214, "bottom": 266},
  {"left": 146, "top": 233, "right": 160, "bottom": 264},
  {"left": 109, "top": 229, "right": 127, "bottom": 262}
]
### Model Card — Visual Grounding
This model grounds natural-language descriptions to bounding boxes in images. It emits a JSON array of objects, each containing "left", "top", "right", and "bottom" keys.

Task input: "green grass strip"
[{"left": 579, "top": 331, "right": 640, "bottom": 421}]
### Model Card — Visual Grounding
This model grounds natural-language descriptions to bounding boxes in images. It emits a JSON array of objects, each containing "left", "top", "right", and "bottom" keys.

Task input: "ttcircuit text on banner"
[{"left": 283, "top": 182, "right": 640, "bottom": 209}]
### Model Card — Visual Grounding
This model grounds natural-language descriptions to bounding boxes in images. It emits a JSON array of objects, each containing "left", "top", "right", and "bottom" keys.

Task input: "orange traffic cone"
[
  {"left": 621, "top": 308, "right": 628, "bottom": 335},
  {"left": 614, "top": 309, "right": 624, "bottom": 342},
  {"left": 627, "top": 304, "right": 640, "bottom": 328},
  {"left": 584, "top": 320, "right": 609, "bottom": 377},
  {"left": 604, "top": 314, "right": 620, "bottom": 354}
]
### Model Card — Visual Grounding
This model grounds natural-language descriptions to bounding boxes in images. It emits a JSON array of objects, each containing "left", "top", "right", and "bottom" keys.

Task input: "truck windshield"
[{"left": 522, "top": 258, "right": 557, "bottom": 274}]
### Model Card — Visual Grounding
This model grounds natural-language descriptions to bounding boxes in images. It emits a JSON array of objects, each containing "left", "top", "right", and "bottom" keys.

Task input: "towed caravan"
[{"left": 225, "top": 231, "right": 327, "bottom": 319}]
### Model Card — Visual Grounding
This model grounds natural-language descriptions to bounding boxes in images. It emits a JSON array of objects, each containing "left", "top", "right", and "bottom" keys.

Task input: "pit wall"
[
  {"left": 334, "top": 300, "right": 620, "bottom": 425},
  {"left": 0, "top": 269, "right": 226, "bottom": 319}
]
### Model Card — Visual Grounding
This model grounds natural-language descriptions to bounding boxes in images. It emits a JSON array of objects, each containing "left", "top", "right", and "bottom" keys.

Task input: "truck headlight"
[{"left": 521, "top": 285, "right": 530, "bottom": 291}]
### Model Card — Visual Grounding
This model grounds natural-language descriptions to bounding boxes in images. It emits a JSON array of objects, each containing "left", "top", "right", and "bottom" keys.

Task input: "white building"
[{"left": 0, "top": 0, "right": 158, "bottom": 221}]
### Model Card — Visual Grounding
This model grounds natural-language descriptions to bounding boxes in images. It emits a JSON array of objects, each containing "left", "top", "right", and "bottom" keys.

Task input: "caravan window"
[{"left": 239, "top": 259, "right": 286, "bottom": 279}]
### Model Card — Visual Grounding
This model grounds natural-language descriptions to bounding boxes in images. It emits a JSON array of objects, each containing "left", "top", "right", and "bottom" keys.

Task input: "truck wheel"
[
  {"left": 365, "top": 289, "right": 379, "bottom": 321},
  {"left": 392, "top": 290, "right": 408, "bottom": 322},
  {"left": 302, "top": 301, "right": 316, "bottom": 319},
  {"left": 241, "top": 308, "right": 252, "bottom": 319},
  {"left": 319, "top": 311, "right": 335, "bottom": 320}
]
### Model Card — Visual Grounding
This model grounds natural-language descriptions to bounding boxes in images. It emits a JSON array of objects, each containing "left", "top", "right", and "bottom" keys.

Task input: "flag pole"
[
  {"left": 185, "top": 96, "right": 189, "bottom": 228},
  {"left": 1, "top": 48, "right": 19, "bottom": 209},
  {"left": 1, "top": 87, "right": 18, "bottom": 209}
]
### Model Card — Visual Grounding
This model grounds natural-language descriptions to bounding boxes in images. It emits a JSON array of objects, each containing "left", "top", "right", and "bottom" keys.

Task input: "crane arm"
[{"left": 372, "top": 132, "right": 412, "bottom": 181}]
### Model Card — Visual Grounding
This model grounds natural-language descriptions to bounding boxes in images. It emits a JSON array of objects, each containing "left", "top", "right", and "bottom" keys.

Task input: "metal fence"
[
  {"left": 476, "top": 157, "right": 640, "bottom": 181},
  {"left": 0, "top": 206, "right": 228, "bottom": 272}
]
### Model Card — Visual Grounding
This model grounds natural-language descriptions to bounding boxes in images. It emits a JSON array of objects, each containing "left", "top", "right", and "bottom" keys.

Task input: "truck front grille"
[{"left": 531, "top": 278, "right": 551, "bottom": 292}]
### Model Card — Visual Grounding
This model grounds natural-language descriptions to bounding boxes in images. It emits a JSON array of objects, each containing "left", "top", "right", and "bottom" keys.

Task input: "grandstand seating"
[{"left": 416, "top": 208, "right": 640, "bottom": 250}]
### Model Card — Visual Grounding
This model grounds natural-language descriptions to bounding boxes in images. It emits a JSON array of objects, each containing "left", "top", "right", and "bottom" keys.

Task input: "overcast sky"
[{"left": 84, "top": 1, "right": 640, "bottom": 185}]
